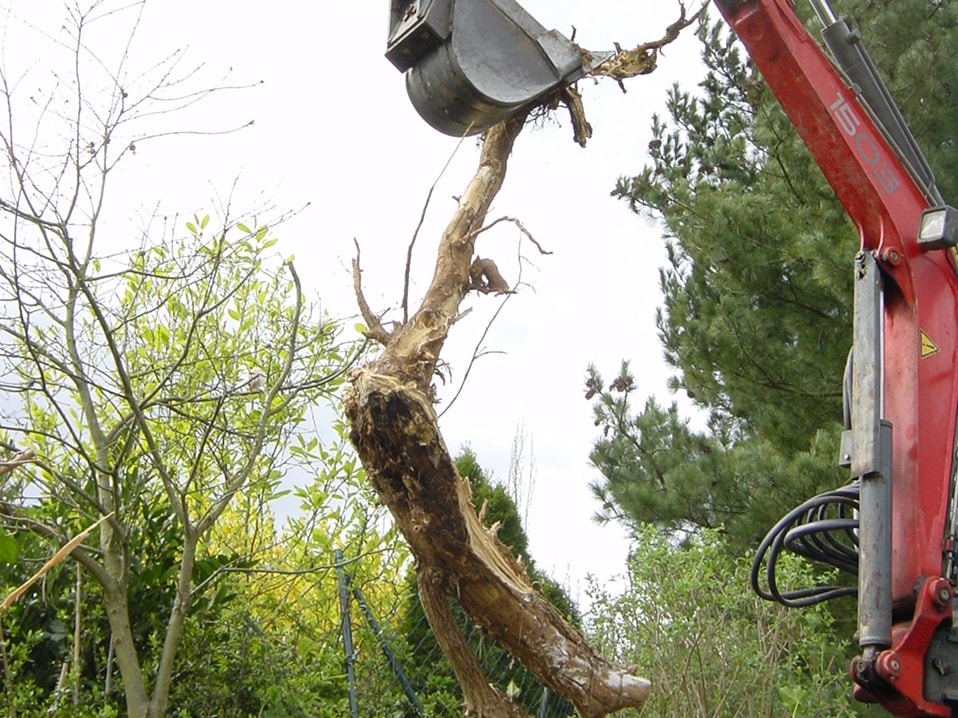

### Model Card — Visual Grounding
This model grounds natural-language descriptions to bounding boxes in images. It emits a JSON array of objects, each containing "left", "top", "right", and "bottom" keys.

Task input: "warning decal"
[{"left": 920, "top": 330, "right": 940, "bottom": 358}]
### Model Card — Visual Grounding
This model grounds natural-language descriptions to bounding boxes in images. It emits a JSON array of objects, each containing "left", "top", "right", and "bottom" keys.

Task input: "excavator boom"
[{"left": 714, "top": 1, "right": 958, "bottom": 714}]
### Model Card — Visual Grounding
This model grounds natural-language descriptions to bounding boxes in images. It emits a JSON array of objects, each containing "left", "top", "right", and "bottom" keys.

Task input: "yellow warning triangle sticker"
[{"left": 920, "top": 330, "right": 940, "bottom": 358}]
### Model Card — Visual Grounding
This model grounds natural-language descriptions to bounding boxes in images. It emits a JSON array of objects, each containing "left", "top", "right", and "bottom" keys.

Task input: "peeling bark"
[
  {"left": 345, "top": 373, "right": 651, "bottom": 716},
  {"left": 345, "top": 112, "right": 651, "bottom": 717}
]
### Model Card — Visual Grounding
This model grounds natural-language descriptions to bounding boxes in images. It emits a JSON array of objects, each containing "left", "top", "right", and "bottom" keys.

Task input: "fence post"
[
  {"left": 539, "top": 686, "right": 550, "bottom": 717},
  {"left": 335, "top": 549, "right": 360, "bottom": 718},
  {"left": 352, "top": 583, "right": 425, "bottom": 716}
]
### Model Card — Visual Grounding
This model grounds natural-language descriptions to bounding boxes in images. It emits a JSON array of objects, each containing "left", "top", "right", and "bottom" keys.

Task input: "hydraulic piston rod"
[{"left": 852, "top": 251, "right": 893, "bottom": 653}]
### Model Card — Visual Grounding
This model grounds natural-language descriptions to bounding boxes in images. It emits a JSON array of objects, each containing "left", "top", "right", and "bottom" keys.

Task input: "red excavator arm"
[
  {"left": 713, "top": 1, "right": 958, "bottom": 715},
  {"left": 386, "top": 1, "right": 958, "bottom": 714}
]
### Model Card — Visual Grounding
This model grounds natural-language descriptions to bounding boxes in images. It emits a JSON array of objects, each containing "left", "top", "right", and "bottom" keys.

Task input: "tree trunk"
[
  {"left": 150, "top": 535, "right": 197, "bottom": 717},
  {"left": 346, "top": 115, "right": 650, "bottom": 716},
  {"left": 102, "top": 582, "right": 150, "bottom": 718}
]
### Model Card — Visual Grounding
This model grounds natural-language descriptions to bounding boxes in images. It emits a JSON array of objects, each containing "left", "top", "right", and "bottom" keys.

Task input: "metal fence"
[{"left": 334, "top": 550, "right": 573, "bottom": 717}]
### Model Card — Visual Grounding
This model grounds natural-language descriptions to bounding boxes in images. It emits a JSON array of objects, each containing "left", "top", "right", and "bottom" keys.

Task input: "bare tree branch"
[
  {"left": 590, "top": 1, "right": 708, "bottom": 90},
  {"left": 352, "top": 237, "right": 393, "bottom": 345}
]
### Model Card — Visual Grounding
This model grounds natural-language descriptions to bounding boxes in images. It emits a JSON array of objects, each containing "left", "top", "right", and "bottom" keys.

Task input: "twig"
[
  {"left": 469, "top": 216, "right": 553, "bottom": 256},
  {"left": 438, "top": 293, "right": 512, "bottom": 418},
  {"left": 440, "top": 218, "right": 539, "bottom": 417},
  {"left": 591, "top": 1, "right": 708, "bottom": 90},
  {"left": 403, "top": 134, "right": 470, "bottom": 323},
  {"left": 191, "top": 544, "right": 397, "bottom": 597},
  {"left": 0, "top": 621, "right": 14, "bottom": 718},
  {"left": 72, "top": 561, "right": 81, "bottom": 705}
]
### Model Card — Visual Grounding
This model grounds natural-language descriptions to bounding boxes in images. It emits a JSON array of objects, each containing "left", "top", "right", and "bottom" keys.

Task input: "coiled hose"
[{"left": 751, "top": 482, "right": 860, "bottom": 607}]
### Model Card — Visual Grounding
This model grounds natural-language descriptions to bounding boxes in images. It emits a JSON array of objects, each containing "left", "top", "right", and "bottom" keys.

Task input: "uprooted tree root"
[
  {"left": 347, "top": 116, "right": 650, "bottom": 718},
  {"left": 346, "top": 5, "right": 704, "bottom": 715}
]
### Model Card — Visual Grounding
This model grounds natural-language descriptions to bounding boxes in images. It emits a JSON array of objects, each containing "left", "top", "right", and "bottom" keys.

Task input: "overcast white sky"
[{"left": 3, "top": 1, "right": 707, "bottom": 603}]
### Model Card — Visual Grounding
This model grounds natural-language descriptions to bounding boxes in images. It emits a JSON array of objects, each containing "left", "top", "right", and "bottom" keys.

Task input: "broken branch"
[
  {"left": 591, "top": 1, "right": 708, "bottom": 90},
  {"left": 351, "top": 238, "right": 393, "bottom": 345}
]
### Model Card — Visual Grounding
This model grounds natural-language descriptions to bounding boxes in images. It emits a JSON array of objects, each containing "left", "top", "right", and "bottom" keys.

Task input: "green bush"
[{"left": 586, "top": 526, "right": 878, "bottom": 717}]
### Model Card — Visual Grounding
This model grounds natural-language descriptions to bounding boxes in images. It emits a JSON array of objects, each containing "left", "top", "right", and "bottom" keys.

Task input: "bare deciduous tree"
[{"left": 0, "top": 3, "right": 357, "bottom": 716}]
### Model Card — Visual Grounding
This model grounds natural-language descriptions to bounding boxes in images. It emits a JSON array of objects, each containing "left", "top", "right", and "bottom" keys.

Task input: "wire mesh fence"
[{"left": 334, "top": 550, "right": 574, "bottom": 717}]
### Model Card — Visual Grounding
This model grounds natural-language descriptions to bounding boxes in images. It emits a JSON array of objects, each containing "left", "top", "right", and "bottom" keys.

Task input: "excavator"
[{"left": 385, "top": 0, "right": 958, "bottom": 715}]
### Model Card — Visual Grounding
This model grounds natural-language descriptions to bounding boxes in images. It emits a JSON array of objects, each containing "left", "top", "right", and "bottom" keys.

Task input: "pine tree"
[{"left": 590, "top": 1, "right": 958, "bottom": 553}]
